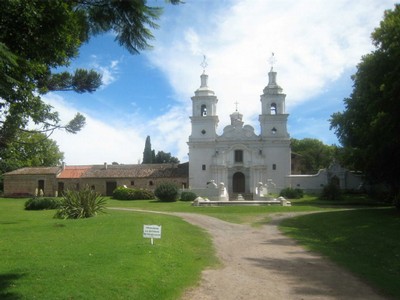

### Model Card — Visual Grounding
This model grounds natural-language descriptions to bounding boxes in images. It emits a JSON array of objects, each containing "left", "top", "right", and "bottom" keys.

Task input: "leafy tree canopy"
[
  {"left": 0, "top": 0, "right": 181, "bottom": 153},
  {"left": 0, "top": 131, "right": 64, "bottom": 174},
  {"left": 330, "top": 4, "right": 400, "bottom": 199},
  {"left": 290, "top": 138, "right": 334, "bottom": 174}
]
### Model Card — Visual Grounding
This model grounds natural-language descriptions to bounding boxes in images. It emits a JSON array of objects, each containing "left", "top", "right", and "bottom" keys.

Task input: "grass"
[
  {"left": 0, "top": 198, "right": 218, "bottom": 299},
  {"left": 280, "top": 208, "right": 400, "bottom": 299},
  {"left": 106, "top": 194, "right": 329, "bottom": 225},
  {"left": 2, "top": 194, "right": 396, "bottom": 299}
]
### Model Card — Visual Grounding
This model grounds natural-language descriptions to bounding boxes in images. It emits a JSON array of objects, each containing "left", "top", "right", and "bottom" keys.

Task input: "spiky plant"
[{"left": 54, "top": 188, "right": 106, "bottom": 219}]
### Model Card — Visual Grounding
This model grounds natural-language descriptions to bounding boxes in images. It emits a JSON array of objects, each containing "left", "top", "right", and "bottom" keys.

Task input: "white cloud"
[
  {"left": 43, "top": 94, "right": 146, "bottom": 165},
  {"left": 147, "top": 0, "right": 396, "bottom": 143}
]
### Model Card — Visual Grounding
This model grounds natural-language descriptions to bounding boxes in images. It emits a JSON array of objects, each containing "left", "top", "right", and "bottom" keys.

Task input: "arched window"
[
  {"left": 201, "top": 104, "right": 207, "bottom": 116},
  {"left": 270, "top": 103, "right": 277, "bottom": 115},
  {"left": 234, "top": 150, "right": 243, "bottom": 163}
]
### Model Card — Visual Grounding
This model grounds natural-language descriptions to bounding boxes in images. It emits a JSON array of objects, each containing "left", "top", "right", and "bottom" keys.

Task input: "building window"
[
  {"left": 272, "top": 164, "right": 277, "bottom": 170},
  {"left": 271, "top": 127, "right": 277, "bottom": 135},
  {"left": 182, "top": 182, "right": 187, "bottom": 189},
  {"left": 38, "top": 180, "right": 45, "bottom": 192},
  {"left": 91, "top": 185, "right": 96, "bottom": 190},
  {"left": 234, "top": 150, "right": 243, "bottom": 163},
  {"left": 149, "top": 180, "right": 153, "bottom": 186},
  {"left": 202, "top": 164, "right": 206, "bottom": 170},
  {"left": 271, "top": 103, "right": 277, "bottom": 115},
  {"left": 131, "top": 181, "right": 135, "bottom": 186},
  {"left": 201, "top": 104, "right": 207, "bottom": 116}
]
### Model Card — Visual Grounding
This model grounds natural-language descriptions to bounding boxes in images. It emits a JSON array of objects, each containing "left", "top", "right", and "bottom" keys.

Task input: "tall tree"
[
  {"left": 142, "top": 135, "right": 153, "bottom": 164},
  {"left": 330, "top": 4, "right": 400, "bottom": 202},
  {"left": 0, "top": 0, "right": 182, "bottom": 152}
]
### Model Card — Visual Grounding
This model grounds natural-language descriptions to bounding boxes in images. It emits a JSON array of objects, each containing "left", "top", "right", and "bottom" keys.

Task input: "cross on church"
[
  {"left": 234, "top": 101, "right": 239, "bottom": 111},
  {"left": 200, "top": 54, "right": 208, "bottom": 73},
  {"left": 268, "top": 52, "right": 277, "bottom": 71}
]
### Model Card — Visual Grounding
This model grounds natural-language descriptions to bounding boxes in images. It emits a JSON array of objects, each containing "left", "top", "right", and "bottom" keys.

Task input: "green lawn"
[
  {"left": 2, "top": 195, "right": 397, "bottom": 299},
  {"left": 280, "top": 208, "right": 400, "bottom": 299},
  {"left": 0, "top": 198, "right": 218, "bottom": 299}
]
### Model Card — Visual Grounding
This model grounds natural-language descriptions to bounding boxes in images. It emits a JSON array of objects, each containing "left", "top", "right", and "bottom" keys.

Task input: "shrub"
[
  {"left": 320, "top": 182, "right": 342, "bottom": 201},
  {"left": 180, "top": 191, "right": 197, "bottom": 202},
  {"left": 279, "top": 187, "right": 304, "bottom": 199},
  {"left": 133, "top": 189, "right": 154, "bottom": 200},
  {"left": 25, "top": 197, "right": 61, "bottom": 210},
  {"left": 54, "top": 188, "right": 106, "bottom": 219},
  {"left": 113, "top": 186, "right": 154, "bottom": 200},
  {"left": 154, "top": 182, "right": 179, "bottom": 202},
  {"left": 113, "top": 186, "right": 134, "bottom": 200}
]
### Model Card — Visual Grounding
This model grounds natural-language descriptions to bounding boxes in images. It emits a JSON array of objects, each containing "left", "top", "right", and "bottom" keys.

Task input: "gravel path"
[
  {"left": 174, "top": 212, "right": 389, "bottom": 300},
  {"left": 110, "top": 208, "right": 389, "bottom": 299}
]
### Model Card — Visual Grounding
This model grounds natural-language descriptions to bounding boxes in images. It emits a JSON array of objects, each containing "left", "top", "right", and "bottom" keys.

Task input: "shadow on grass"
[{"left": 0, "top": 273, "right": 25, "bottom": 300}]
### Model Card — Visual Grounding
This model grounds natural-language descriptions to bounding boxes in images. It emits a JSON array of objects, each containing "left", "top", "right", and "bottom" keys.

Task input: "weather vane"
[
  {"left": 200, "top": 54, "right": 208, "bottom": 73},
  {"left": 268, "top": 52, "right": 277, "bottom": 71}
]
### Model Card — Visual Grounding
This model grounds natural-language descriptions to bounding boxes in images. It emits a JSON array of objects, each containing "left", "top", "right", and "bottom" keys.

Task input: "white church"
[{"left": 188, "top": 65, "right": 291, "bottom": 199}]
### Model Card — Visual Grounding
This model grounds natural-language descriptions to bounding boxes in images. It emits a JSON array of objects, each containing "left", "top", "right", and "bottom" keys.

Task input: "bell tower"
[
  {"left": 189, "top": 71, "right": 219, "bottom": 141},
  {"left": 259, "top": 67, "right": 289, "bottom": 138}
]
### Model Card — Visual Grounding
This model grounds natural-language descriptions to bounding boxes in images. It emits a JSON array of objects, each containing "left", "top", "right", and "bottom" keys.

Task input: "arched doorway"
[{"left": 232, "top": 172, "right": 245, "bottom": 193}]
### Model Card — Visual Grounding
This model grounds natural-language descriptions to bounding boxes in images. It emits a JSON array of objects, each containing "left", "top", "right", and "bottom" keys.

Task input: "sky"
[{"left": 43, "top": 0, "right": 398, "bottom": 165}]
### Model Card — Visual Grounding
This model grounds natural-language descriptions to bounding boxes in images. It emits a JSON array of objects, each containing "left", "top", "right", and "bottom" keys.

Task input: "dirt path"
[
  {"left": 110, "top": 208, "right": 388, "bottom": 299},
  {"left": 173, "top": 212, "right": 388, "bottom": 300}
]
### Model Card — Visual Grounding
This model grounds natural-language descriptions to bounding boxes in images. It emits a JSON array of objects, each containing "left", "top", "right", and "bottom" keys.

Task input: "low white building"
[{"left": 188, "top": 66, "right": 291, "bottom": 199}]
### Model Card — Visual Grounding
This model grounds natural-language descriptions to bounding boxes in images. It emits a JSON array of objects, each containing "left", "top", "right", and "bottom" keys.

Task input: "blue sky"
[{"left": 43, "top": 0, "right": 397, "bottom": 165}]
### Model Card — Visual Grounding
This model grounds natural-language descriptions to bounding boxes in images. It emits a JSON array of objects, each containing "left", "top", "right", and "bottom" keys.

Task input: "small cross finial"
[
  {"left": 234, "top": 101, "right": 239, "bottom": 111},
  {"left": 268, "top": 52, "right": 277, "bottom": 71},
  {"left": 200, "top": 55, "right": 208, "bottom": 73}
]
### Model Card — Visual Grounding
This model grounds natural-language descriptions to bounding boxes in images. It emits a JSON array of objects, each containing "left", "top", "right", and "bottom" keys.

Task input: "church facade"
[{"left": 188, "top": 67, "right": 291, "bottom": 197}]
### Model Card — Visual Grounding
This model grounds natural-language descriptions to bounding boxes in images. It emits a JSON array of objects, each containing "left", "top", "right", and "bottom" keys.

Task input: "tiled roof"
[
  {"left": 4, "top": 163, "right": 189, "bottom": 179},
  {"left": 58, "top": 166, "right": 92, "bottom": 179},
  {"left": 82, "top": 163, "right": 188, "bottom": 178},
  {"left": 4, "top": 167, "right": 60, "bottom": 176}
]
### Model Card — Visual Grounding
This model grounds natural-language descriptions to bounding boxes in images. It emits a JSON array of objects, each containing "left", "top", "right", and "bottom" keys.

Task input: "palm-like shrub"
[
  {"left": 154, "top": 182, "right": 179, "bottom": 202},
  {"left": 54, "top": 188, "right": 106, "bottom": 219}
]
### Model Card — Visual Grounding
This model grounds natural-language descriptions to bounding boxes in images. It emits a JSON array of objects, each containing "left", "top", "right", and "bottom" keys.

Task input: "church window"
[
  {"left": 202, "top": 164, "right": 206, "bottom": 170},
  {"left": 271, "top": 127, "right": 277, "bottom": 135},
  {"left": 259, "top": 149, "right": 262, "bottom": 155},
  {"left": 273, "top": 164, "right": 277, "bottom": 170},
  {"left": 271, "top": 103, "right": 277, "bottom": 115},
  {"left": 234, "top": 150, "right": 243, "bottom": 163},
  {"left": 130, "top": 181, "right": 135, "bottom": 186},
  {"left": 201, "top": 104, "right": 207, "bottom": 116},
  {"left": 201, "top": 129, "right": 206, "bottom": 135},
  {"left": 149, "top": 180, "right": 153, "bottom": 186}
]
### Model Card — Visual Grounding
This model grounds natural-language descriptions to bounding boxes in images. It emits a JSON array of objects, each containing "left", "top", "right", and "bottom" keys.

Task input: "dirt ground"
[{"left": 173, "top": 212, "right": 390, "bottom": 300}]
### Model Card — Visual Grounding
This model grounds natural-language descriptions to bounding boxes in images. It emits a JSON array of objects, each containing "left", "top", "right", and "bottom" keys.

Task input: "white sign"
[{"left": 143, "top": 225, "right": 162, "bottom": 239}]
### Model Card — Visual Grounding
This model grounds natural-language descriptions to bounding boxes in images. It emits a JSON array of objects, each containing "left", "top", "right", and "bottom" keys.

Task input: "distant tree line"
[{"left": 142, "top": 136, "right": 179, "bottom": 164}]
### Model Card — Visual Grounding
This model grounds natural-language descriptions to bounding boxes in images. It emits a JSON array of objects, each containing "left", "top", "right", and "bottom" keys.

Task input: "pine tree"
[{"left": 142, "top": 136, "right": 153, "bottom": 164}]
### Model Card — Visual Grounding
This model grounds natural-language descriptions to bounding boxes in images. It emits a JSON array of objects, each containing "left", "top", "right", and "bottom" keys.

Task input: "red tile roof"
[{"left": 57, "top": 166, "right": 92, "bottom": 179}]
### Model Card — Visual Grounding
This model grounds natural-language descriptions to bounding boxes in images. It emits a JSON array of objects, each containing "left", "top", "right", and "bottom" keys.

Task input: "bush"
[
  {"left": 180, "top": 191, "right": 197, "bottom": 202},
  {"left": 154, "top": 182, "right": 179, "bottom": 202},
  {"left": 133, "top": 189, "right": 154, "bottom": 200},
  {"left": 320, "top": 182, "right": 342, "bottom": 201},
  {"left": 113, "top": 186, "right": 154, "bottom": 200},
  {"left": 279, "top": 187, "right": 304, "bottom": 199},
  {"left": 54, "top": 188, "right": 106, "bottom": 219},
  {"left": 25, "top": 197, "right": 61, "bottom": 210}
]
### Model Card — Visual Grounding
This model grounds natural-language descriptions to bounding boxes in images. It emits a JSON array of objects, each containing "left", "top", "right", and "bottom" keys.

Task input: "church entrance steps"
[
  {"left": 230, "top": 193, "right": 254, "bottom": 201},
  {"left": 192, "top": 199, "right": 281, "bottom": 207}
]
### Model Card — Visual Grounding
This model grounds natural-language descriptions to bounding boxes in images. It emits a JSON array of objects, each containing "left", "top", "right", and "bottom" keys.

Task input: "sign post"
[{"left": 143, "top": 225, "right": 162, "bottom": 245}]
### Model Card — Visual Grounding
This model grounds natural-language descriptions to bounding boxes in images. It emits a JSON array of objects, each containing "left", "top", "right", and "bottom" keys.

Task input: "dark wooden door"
[
  {"left": 106, "top": 182, "right": 117, "bottom": 196},
  {"left": 232, "top": 172, "right": 245, "bottom": 193}
]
